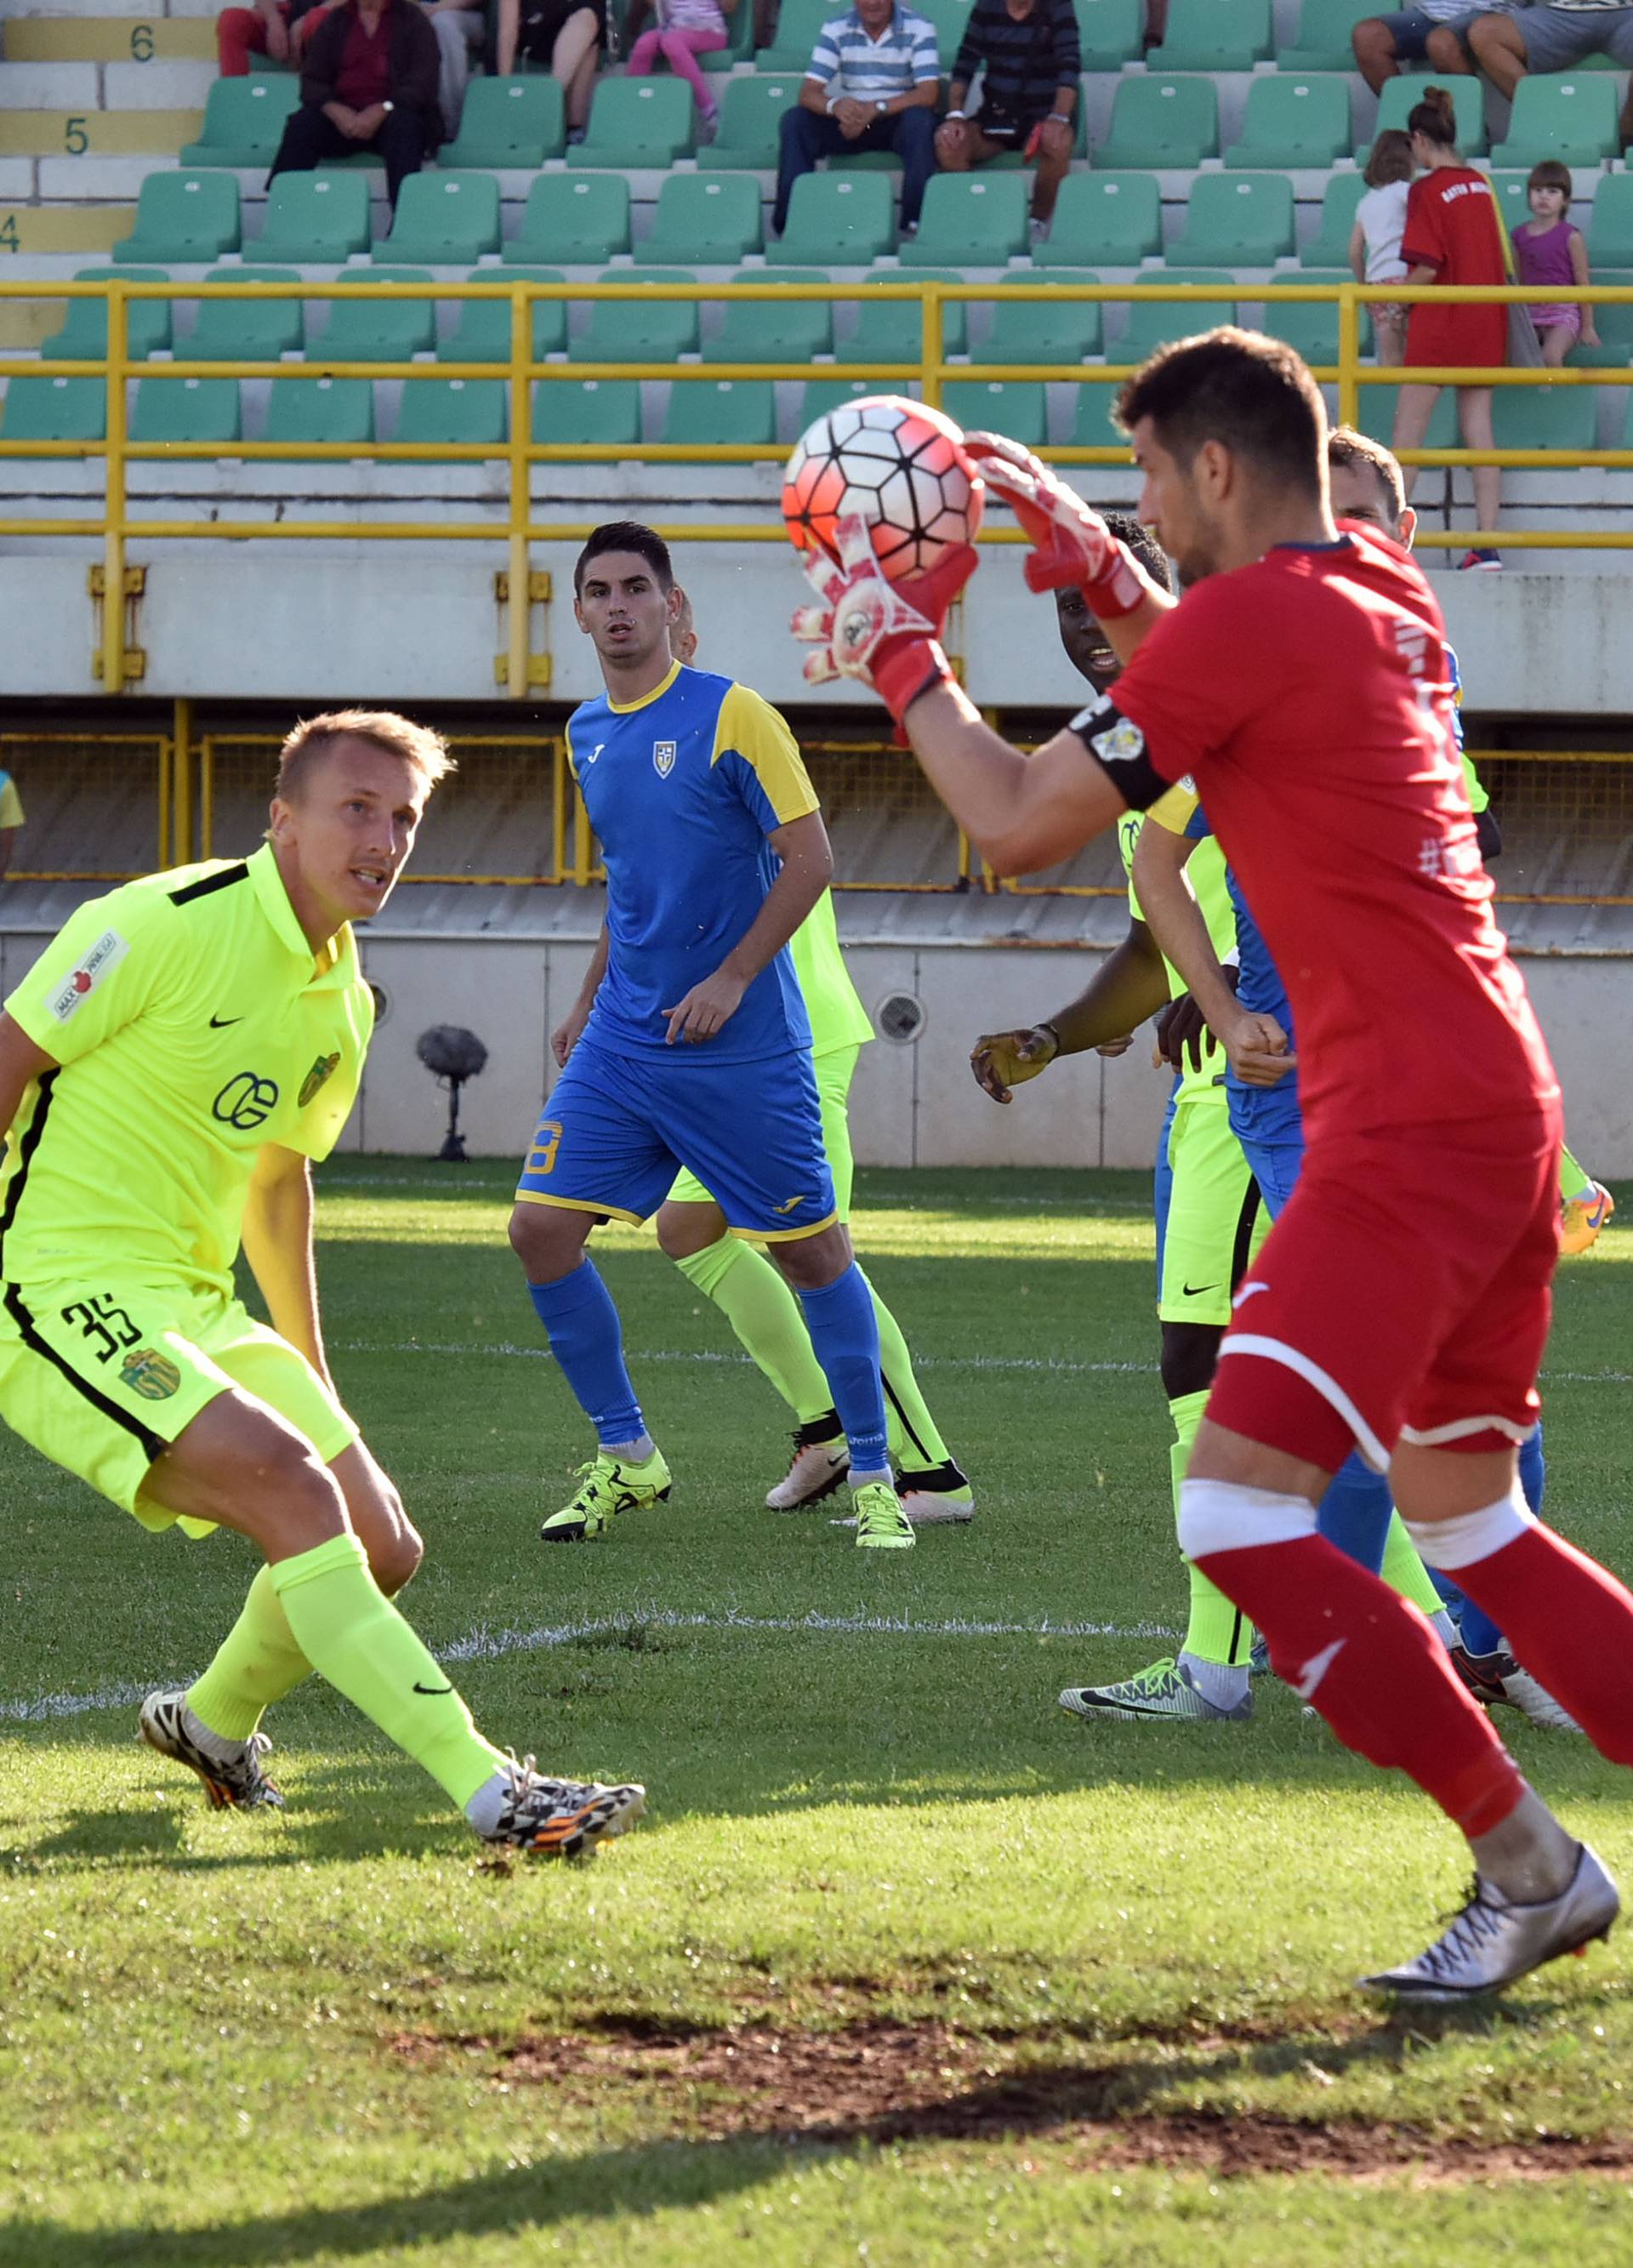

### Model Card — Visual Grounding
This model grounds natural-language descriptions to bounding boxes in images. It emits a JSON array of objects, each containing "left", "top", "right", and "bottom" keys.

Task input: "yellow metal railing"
[{"left": 2, "top": 276, "right": 1632, "bottom": 695}]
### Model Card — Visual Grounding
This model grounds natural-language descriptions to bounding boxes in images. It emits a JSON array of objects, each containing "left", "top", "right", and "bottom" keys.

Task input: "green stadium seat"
[
  {"left": 1357, "top": 382, "right": 1456, "bottom": 451},
  {"left": 395, "top": 375, "right": 509, "bottom": 453},
  {"left": 0, "top": 374, "right": 106, "bottom": 442},
  {"left": 797, "top": 374, "right": 922, "bottom": 425},
  {"left": 1301, "top": 170, "right": 1366, "bottom": 266},
  {"left": 255, "top": 171, "right": 372, "bottom": 263},
  {"left": 38, "top": 269, "right": 172, "bottom": 363},
  {"left": 1073, "top": 0, "right": 1144, "bottom": 70},
  {"left": 917, "top": 0, "right": 974, "bottom": 66},
  {"left": 504, "top": 173, "right": 630, "bottom": 265},
  {"left": 1169, "top": 173, "right": 1295, "bottom": 267},
  {"left": 532, "top": 376, "right": 642, "bottom": 446},
  {"left": 1589, "top": 176, "right": 1633, "bottom": 266},
  {"left": 701, "top": 0, "right": 757, "bottom": 71},
  {"left": 703, "top": 268, "right": 833, "bottom": 362},
  {"left": 1260, "top": 272, "right": 1344, "bottom": 365},
  {"left": 1069, "top": 380, "right": 1124, "bottom": 449},
  {"left": 1566, "top": 266, "right": 1633, "bottom": 366},
  {"left": 374, "top": 173, "right": 501, "bottom": 265},
  {"left": 179, "top": 77, "right": 299, "bottom": 167},
  {"left": 644, "top": 173, "right": 764, "bottom": 265},
  {"left": 1117, "top": 271, "right": 1235, "bottom": 362},
  {"left": 1095, "top": 75, "right": 1218, "bottom": 171},
  {"left": 265, "top": 375, "right": 375, "bottom": 448},
  {"left": 838, "top": 270, "right": 968, "bottom": 362},
  {"left": 1149, "top": 0, "right": 1272, "bottom": 70},
  {"left": 568, "top": 269, "right": 699, "bottom": 362},
  {"left": 659, "top": 376, "right": 778, "bottom": 446},
  {"left": 1037, "top": 173, "right": 1162, "bottom": 268},
  {"left": 1361, "top": 72, "right": 1486, "bottom": 164},
  {"left": 437, "top": 270, "right": 567, "bottom": 362},
  {"left": 758, "top": 0, "right": 839, "bottom": 72},
  {"left": 186, "top": 268, "right": 304, "bottom": 362},
  {"left": 900, "top": 173, "right": 1028, "bottom": 267},
  {"left": 1491, "top": 76, "right": 1619, "bottom": 168},
  {"left": 778, "top": 172, "right": 896, "bottom": 265},
  {"left": 972, "top": 275, "right": 1103, "bottom": 364},
  {"left": 568, "top": 77, "right": 694, "bottom": 168},
  {"left": 1279, "top": 0, "right": 1378, "bottom": 70},
  {"left": 1486, "top": 171, "right": 1534, "bottom": 245},
  {"left": 699, "top": 75, "right": 803, "bottom": 170},
  {"left": 1492, "top": 382, "right": 1597, "bottom": 453},
  {"left": 129, "top": 375, "right": 241, "bottom": 445},
  {"left": 441, "top": 75, "right": 566, "bottom": 168},
  {"left": 113, "top": 171, "right": 241, "bottom": 265},
  {"left": 941, "top": 378, "right": 1049, "bottom": 447},
  {"left": 311, "top": 271, "right": 437, "bottom": 364},
  {"left": 1225, "top": 76, "right": 1351, "bottom": 171}
]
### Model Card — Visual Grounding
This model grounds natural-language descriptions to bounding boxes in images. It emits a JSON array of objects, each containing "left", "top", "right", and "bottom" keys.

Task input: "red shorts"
[{"left": 1207, "top": 1113, "right": 1560, "bottom": 1473}]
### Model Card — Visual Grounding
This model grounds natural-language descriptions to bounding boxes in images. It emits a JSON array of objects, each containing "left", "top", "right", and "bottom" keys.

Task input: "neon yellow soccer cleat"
[{"left": 1560, "top": 1182, "right": 1614, "bottom": 1257}]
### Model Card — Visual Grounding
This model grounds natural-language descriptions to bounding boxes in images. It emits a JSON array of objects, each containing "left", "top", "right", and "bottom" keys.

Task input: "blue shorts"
[
  {"left": 1375, "top": 5, "right": 1482, "bottom": 55},
  {"left": 515, "top": 1036, "right": 839, "bottom": 1241},
  {"left": 1237, "top": 1122, "right": 1305, "bottom": 1222}
]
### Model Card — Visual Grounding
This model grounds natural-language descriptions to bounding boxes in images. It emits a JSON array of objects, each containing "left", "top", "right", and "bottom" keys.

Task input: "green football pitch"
[{"left": 3, "top": 1160, "right": 1630, "bottom": 2265}]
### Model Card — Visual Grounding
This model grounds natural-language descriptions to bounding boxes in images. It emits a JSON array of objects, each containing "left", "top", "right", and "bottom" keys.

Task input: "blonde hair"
[
  {"left": 276, "top": 709, "right": 455, "bottom": 803},
  {"left": 1365, "top": 128, "right": 1413, "bottom": 189}
]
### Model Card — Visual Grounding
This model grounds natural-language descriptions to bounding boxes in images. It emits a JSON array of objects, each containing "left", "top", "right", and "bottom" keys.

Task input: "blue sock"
[
  {"left": 526, "top": 1261, "right": 646, "bottom": 1450},
  {"left": 1314, "top": 1450, "right": 1394, "bottom": 1575},
  {"left": 1430, "top": 1427, "right": 1547, "bottom": 1656},
  {"left": 796, "top": 1262, "right": 888, "bottom": 1477}
]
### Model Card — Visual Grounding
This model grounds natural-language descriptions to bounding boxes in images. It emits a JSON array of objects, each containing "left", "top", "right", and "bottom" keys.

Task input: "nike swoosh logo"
[
  {"left": 1181, "top": 1281, "right": 1218, "bottom": 1298},
  {"left": 413, "top": 1681, "right": 453, "bottom": 1696},
  {"left": 209, "top": 1014, "right": 243, "bottom": 1029}
]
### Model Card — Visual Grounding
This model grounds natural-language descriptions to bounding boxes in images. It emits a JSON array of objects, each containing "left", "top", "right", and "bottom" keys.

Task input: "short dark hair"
[
  {"left": 1407, "top": 84, "right": 1459, "bottom": 151},
  {"left": 1101, "top": 510, "right": 1174, "bottom": 594},
  {"left": 1115, "top": 326, "right": 1327, "bottom": 500},
  {"left": 573, "top": 521, "right": 674, "bottom": 596},
  {"left": 1327, "top": 424, "right": 1407, "bottom": 532},
  {"left": 1528, "top": 157, "right": 1573, "bottom": 199}
]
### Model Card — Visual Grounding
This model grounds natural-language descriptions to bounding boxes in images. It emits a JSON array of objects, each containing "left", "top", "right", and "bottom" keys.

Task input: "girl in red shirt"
[{"left": 1391, "top": 86, "right": 1507, "bottom": 567}]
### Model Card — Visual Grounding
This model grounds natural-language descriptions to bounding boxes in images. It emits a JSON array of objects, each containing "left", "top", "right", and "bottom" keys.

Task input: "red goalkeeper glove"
[
  {"left": 791, "top": 511, "right": 980, "bottom": 729},
  {"left": 963, "top": 431, "right": 1147, "bottom": 621}
]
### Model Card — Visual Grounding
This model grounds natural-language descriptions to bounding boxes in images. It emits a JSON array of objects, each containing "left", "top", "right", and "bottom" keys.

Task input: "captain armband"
[{"left": 1065, "top": 695, "right": 1172, "bottom": 812}]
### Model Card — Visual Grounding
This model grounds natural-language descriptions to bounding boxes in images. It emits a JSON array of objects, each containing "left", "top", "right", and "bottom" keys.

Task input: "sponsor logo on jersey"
[
  {"left": 212, "top": 1072, "right": 280, "bottom": 1131},
  {"left": 120, "top": 1346, "right": 181, "bottom": 1401},
  {"left": 653, "top": 740, "right": 677, "bottom": 779},
  {"left": 299, "top": 1051, "right": 342, "bottom": 1108},
  {"left": 47, "top": 930, "right": 128, "bottom": 1023}
]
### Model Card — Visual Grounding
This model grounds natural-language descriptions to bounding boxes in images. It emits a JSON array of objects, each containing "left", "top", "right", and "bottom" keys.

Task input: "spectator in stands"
[
  {"left": 495, "top": 0, "right": 605, "bottom": 136},
  {"left": 1391, "top": 85, "right": 1506, "bottom": 568},
  {"left": 1351, "top": 128, "right": 1414, "bottom": 366},
  {"left": 268, "top": 0, "right": 444, "bottom": 207},
  {"left": 1471, "top": 0, "right": 1633, "bottom": 138},
  {"left": 421, "top": 0, "right": 484, "bottom": 138},
  {"left": 773, "top": 0, "right": 941, "bottom": 240},
  {"left": 0, "top": 766, "right": 24, "bottom": 887},
  {"left": 625, "top": 0, "right": 737, "bottom": 139},
  {"left": 1514, "top": 159, "right": 1600, "bottom": 366},
  {"left": 217, "top": 0, "right": 331, "bottom": 77},
  {"left": 1349, "top": 0, "right": 1516, "bottom": 94},
  {"left": 934, "top": 0, "right": 1079, "bottom": 236}
]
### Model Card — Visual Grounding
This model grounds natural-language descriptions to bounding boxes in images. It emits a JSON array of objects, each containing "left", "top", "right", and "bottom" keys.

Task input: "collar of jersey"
[
  {"left": 606, "top": 658, "right": 682, "bottom": 715},
  {"left": 1272, "top": 534, "right": 1358, "bottom": 556},
  {"left": 248, "top": 842, "right": 348, "bottom": 980}
]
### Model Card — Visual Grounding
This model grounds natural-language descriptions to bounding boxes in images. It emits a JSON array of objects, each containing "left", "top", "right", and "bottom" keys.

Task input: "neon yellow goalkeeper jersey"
[
  {"left": 789, "top": 888, "right": 874, "bottom": 1061},
  {"left": 1, "top": 844, "right": 373, "bottom": 1296},
  {"left": 1118, "top": 783, "right": 1233, "bottom": 1103}
]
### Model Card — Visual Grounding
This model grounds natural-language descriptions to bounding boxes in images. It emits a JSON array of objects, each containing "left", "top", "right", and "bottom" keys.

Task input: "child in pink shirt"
[{"left": 626, "top": 0, "right": 732, "bottom": 132}]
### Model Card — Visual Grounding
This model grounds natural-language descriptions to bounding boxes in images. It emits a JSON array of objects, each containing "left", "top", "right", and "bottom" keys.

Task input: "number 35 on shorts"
[{"left": 526, "top": 1120, "right": 563, "bottom": 1177}]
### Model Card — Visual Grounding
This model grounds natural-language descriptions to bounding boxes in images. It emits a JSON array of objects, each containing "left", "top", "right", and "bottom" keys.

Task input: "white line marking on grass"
[
  {"left": 333, "top": 1340, "right": 1161, "bottom": 1376},
  {"left": 0, "top": 1610, "right": 1177, "bottom": 1725}
]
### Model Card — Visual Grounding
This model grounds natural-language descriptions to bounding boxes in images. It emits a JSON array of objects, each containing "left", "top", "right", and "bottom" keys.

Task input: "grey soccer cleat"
[
  {"left": 766, "top": 1416, "right": 850, "bottom": 1510},
  {"left": 1361, "top": 1843, "right": 1619, "bottom": 2001},
  {"left": 475, "top": 1752, "right": 646, "bottom": 1859},
  {"left": 1059, "top": 1655, "right": 1254, "bottom": 1724},
  {"left": 1448, "top": 1644, "right": 1582, "bottom": 1735},
  {"left": 139, "top": 1689, "right": 284, "bottom": 1811}
]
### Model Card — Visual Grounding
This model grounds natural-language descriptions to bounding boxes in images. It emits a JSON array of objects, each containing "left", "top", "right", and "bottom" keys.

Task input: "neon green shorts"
[
  {"left": 1158, "top": 1091, "right": 1268, "bottom": 1328},
  {"left": 0, "top": 1276, "right": 356, "bottom": 1535},
  {"left": 666, "top": 1043, "right": 860, "bottom": 1227}
]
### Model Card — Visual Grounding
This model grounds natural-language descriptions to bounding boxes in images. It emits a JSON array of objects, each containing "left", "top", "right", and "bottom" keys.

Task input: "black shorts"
[{"left": 516, "top": 0, "right": 605, "bottom": 60}]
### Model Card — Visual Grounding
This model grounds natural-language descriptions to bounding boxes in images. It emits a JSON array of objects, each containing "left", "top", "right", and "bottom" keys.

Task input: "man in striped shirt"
[
  {"left": 773, "top": 0, "right": 941, "bottom": 236},
  {"left": 936, "top": 0, "right": 1079, "bottom": 227}
]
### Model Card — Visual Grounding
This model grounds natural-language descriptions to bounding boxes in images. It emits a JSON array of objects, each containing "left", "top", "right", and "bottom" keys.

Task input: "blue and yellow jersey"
[
  {"left": 569, "top": 662, "right": 821, "bottom": 1063},
  {"left": 1118, "top": 783, "right": 1233, "bottom": 1104}
]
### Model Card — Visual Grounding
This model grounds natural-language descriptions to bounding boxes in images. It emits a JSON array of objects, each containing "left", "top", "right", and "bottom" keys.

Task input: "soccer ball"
[{"left": 782, "top": 395, "right": 983, "bottom": 584}]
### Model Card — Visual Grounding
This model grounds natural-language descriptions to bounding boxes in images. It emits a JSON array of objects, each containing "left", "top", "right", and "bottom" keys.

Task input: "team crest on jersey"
[
  {"left": 653, "top": 740, "right": 677, "bottom": 778},
  {"left": 299, "top": 1051, "right": 342, "bottom": 1108},
  {"left": 47, "top": 929, "right": 128, "bottom": 1023},
  {"left": 120, "top": 1347, "right": 181, "bottom": 1401},
  {"left": 1091, "top": 716, "right": 1147, "bottom": 766}
]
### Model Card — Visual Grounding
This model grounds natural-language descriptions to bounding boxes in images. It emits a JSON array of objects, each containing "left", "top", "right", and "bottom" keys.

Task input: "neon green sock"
[
  {"left": 270, "top": 1533, "right": 505, "bottom": 1809},
  {"left": 1560, "top": 1141, "right": 1591, "bottom": 1201},
  {"left": 186, "top": 1564, "right": 311, "bottom": 1742},
  {"left": 674, "top": 1235, "right": 832, "bottom": 1424},
  {"left": 865, "top": 1269, "right": 952, "bottom": 1472},
  {"left": 1169, "top": 1388, "right": 1253, "bottom": 1666},
  {"left": 1380, "top": 1509, "right": 1447, "bottom": 1620}
]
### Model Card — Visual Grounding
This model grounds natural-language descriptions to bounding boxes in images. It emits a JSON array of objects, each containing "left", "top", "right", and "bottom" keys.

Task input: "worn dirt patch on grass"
[{"left": 390, "top": 2017, "right": 1633, "bottom": 2183}]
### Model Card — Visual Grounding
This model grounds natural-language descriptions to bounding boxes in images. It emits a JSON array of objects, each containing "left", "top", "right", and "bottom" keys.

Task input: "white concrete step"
[
  {"left": 105, "top": 60, "right": 218, "bottom": 107},
  {"left": 0, "top": 61, "right": 101, "bottom": 107},
  {"left": 37, "top": 153, "right": 182, "bottom": 200}
]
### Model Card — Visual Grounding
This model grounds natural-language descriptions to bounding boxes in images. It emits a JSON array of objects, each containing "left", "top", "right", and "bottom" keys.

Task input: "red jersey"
[
  {"left": 1087, "top": 532, "right": 1557, "bottom": 1142},
  {"left": 1400, "top": 164, "right": 1507, "bottom": 371}
]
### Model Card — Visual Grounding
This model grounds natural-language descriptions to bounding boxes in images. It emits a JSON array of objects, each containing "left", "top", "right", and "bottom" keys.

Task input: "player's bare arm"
[
  {"left": 241, "top": 1143, "right": 332, "bottom": 1387},
  {"left": 1130, "top": 823, "right": 1294, "bottom": 1090},
  {"left": 554, "top": 922, "right": 609, "bottom": 1068},
  {"left": 663, "top": 808, "right": 834, "bottom": 1045},
  {"left": 0, "top": 1011, "right": 59, "bottom": 1142},
  {"left": 970, "top": 920, "right": 1169, "bottom": 1102}
]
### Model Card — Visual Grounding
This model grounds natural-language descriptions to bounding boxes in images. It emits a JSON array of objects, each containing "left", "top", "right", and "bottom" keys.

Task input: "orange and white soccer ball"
[{"left": 782, "top": 395, "right": 983, "bottom": 584}]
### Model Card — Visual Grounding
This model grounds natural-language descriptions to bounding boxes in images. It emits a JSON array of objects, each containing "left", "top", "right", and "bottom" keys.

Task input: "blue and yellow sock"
[
  {"left": 527, "top": 1259, "right": 647, "bottom": 1451},
  {"left": 795, "top": 1262, "right": 888, "bottom": 1479}
]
